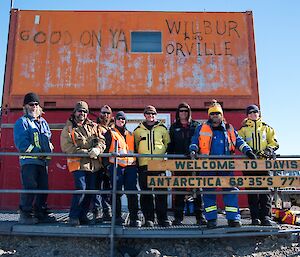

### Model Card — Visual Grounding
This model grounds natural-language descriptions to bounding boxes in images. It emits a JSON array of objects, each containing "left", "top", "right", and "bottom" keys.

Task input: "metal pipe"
[
  {"left": 110, "top": 140, "right": 118, "bottom": 257},
  {"left": 0, "top": 189, "right": 299, "bottom": 195}
]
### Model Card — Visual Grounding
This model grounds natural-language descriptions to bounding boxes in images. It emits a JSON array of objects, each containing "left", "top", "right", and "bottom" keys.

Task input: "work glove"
[
  {"left": 246, "top": 150, "right": 257, "bottom": 159},
  {"left": 190, "top": 151, "right": 197, "bottom": 160},
  {"left": 263, "top": 147, "right": 274, "bottom": 158},
  {"left": 88, "top": 147, "right": 101, "bottom": 159}
]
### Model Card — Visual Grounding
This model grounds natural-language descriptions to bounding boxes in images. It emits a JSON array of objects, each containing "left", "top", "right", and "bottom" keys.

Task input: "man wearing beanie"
[
  {"left": 60, "top": 100, "right": 106, "bottom": 226},
  {"left": 14, "top": 92, "right": 56, "bottom": 224},
  {"left": 134, "top": 105, "right": 171, "bottom": 227},
  {"left": 167, "top": 102, "right": 207, "bottom": 226},
  {"left": 189, "top": 99, "right": 256, "bottom": 229},
  {"left": 102, "top": 111, "right": 141, "bottom": 227},
  {"left": 238, "top": 104, "right": 279, "bottom": 226}
]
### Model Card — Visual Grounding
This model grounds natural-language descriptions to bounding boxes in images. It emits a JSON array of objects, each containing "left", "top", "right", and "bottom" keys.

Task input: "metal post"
[
  {"left": 10, "top": 0, "right": 14, "bottom": 9},
  {"left": 110, "top": 140, "right": 118, "bottom": 257}
]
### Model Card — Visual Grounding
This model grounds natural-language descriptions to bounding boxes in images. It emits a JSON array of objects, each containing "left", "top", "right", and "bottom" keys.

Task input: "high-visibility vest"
[
  {"left": 108, "top": 128, "right": 136, "bottom": 167},
  {"left": 198, "top": 123, "right": 236, "bottom": 154},
  {"left": 67, "top": 126, "right": 81, "bottom": 172}
]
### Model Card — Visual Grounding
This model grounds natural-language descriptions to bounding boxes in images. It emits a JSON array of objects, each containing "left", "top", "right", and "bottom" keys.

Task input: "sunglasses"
[
  {"left": 77, "top": 109, "right": 88, "bottom": 114},
  {"left": 101, "top": 111, "right": 111, "bottom": 115},
  {"left": 28, "top": 102, "right": 39, "bottom": 107},
  {"left": 179, "top": 109, "right": 189, "bottom": 113},
  {"left": 248, "top": 110, "right": 259, "bottom": 114},
  {"left": 117, "top": 117, "right": 126, "bottom": 121},
  {"left": 210, "top": 112, "right": 221, "bottom": 116},
  {"left": 145, "top": 112, "right": 156, "bottom": 115}
]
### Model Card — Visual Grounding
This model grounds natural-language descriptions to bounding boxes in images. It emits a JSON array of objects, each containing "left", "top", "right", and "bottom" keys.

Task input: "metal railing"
[{"left": 0, "top": 147, "right": 300, "bottom": 257}]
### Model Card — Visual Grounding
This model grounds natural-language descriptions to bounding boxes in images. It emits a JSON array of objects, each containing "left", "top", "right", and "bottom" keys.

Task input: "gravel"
[{"left": 0, "top": 234, "right": 300, "bottom": 257}]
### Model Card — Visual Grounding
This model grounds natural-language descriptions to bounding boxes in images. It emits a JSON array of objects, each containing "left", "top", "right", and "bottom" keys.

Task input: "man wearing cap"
[
  {"left": 190, "top": 99, "right": 257, "bottom": 228},
  {"left": 134, "top": 105, "right": 171, "bottom": 227},
  {"left": 238, "top": 104, "right": 279, "bottom": 226},
  {"left": 14, "top": 92, "right": 55, "bottom": 224},
  {"left": 92, "top": 105, "right": 114, "bottom": 223},
  {"left": 60, "top": 101, "right": 106, "bottom": 226},
  {"left": 103, "top": 111, "right": 141, "bottom": 227}
]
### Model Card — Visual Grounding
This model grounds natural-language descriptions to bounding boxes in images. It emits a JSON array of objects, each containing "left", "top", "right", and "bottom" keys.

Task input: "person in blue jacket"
[
  {"left": 14, "top": 92, "right": 55, "bottom": 224},
  {"left": 189, "top": 99, "right": 257, "bottom": 229}
]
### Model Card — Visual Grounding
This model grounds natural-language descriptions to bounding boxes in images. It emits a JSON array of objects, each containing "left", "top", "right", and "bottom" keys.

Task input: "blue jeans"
[
  {"left": 93, "top": 168, "right": 111, "bottom": 211},
  {"left": 19, "top": 164, "right": 49, "bottom": 212},
  {"left": 69, "top": 170, "right": 97, "bottom": 219},
  {"left": 108, "top": 165, "right": 139, "bottom": 219}
]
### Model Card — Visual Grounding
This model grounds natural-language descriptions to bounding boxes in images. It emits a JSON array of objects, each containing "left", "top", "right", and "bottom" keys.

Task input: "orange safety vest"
[
  {"left": 198, "top": 123, "right": 236, "bottom": 154},
  {"left": 67, "top": 126, "right": 81, "bottom": 172},
  {"left": 108, "top": 128, "right": 136, "bottom": 167}
]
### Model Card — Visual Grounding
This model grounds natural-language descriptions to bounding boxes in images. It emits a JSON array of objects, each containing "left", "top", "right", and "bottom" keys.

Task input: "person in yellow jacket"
[
  {"left": 134, "top": 105, "right": 171, "bottom": 227},
  {"left": 60, "top": 101, "right": 106, "bottom": 226},
  {"left": 238, "top": 104, "right": 279, "bottom": 226},
  {"left": 103, "top": 111, "right": 141, "bottom": 227}
]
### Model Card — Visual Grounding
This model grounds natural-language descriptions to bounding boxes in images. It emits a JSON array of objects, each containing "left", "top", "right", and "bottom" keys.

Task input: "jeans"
[
  {"left": 108, "top": 165, "right": 139, "bottom": 219},
  {"left": 69, "top": 170, "right": 97, "bottom": 219},
  {"left": 93, "top": 168, "right": 111, "bottom": 211},
  {"left": 19, "top": 164, "right": 49, "bottom": 213}
]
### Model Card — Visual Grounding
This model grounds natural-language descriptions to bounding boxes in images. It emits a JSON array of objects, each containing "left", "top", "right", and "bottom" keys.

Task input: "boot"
[
  {"left": 19, "top": 211, "right": 38, "bottom": 225},
  {"left": 34, "top": 210, "right": 56, "bottom": 223},
  {"left": 102, "top": 208, "right": 112, "bottom": 221},
  {"left": 93, "top": 208, "right": 103, "bottom": 223}
]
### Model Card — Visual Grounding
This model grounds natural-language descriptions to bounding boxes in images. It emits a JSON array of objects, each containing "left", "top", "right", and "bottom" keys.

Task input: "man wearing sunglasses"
[
  {"left": 60, "top": 101, "right": 106, "bottom": 226},
  {"left": 92, "top": 105, "right": 114, "bottom": 223},
  {"left": 102, "top": 111, "right": 141, "bottom": 227},
  {"left": 14, "top": 92, "right": 56, "bottom": 224},
  {"left": 134, "top": 105, "right": 171, "bottom": 227},
  {"left": 168, "top": 102, "right": 207, "bottom": 226},
  {"left": 190, "top": 100, "right": 257, "bottom": 229},
  {"left": 238, "top": 104, "right": 279, "bottom": 226}
]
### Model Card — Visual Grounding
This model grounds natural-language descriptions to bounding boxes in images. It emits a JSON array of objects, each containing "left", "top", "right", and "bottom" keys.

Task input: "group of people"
[{"left": 13, "top": 92, "right": 279, "bottom": 229}]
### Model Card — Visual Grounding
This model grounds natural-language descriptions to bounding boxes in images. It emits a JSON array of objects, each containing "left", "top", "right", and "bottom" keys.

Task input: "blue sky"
[{"left": 0, "top": 0, "right": 299, "bottom": 155}]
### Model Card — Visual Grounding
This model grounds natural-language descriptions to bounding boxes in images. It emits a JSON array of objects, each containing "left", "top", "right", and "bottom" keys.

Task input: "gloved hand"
[
  {"left": 89, "top": 147, "right": 101, "bottom": 159},
  {"left": 190, "top": 151, "right": 196, "bottom": 160},
  {"left": 246, "top": 150, "right": 257, "bottom": 159},
  {"left": 263, "top": 147, "right": 274, "bottom": 157}
]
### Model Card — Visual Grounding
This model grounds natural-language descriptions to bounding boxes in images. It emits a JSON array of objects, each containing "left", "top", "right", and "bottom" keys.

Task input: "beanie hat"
[
  {"left": 116, "top": 111, "right": 126, "bottom": 121},
  {"left": 73, "top": 101, "right": 89, "bottom": 113},
  {"left": 246, "top": 104, "right": 259, "bottom": 115},
  {"left": 144, "top": 105, "right": 157, "bottom": 114},
  {"left": 23, "top": 92, "right": 40, "bottom": 106},
  {"left": 208, "top": 99, "right": 223, "bottom": 116}
]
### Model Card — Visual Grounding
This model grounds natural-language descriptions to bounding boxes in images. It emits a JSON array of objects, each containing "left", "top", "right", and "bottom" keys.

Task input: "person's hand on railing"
[
  {"left": 246, "top": 150, "right": 257, "bottom": 159},
  {"left": 88, "top": 147, "right": 101, "bottom": 159},
  {"left": 190, "top": 151, "right": 196, "bottom": 160},
  {"left": 263, "top": 147, "right": 274, "bottom": 158}
]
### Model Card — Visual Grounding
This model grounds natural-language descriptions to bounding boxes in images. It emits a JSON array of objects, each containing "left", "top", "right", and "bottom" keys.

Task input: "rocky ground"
[{"left": 0, "top": 234, "right": 299, "bottom": 257}]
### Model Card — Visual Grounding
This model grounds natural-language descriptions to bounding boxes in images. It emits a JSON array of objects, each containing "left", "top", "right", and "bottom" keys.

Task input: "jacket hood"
[{"left": 175, "top": 102, "right": 192, "bottom": 123}]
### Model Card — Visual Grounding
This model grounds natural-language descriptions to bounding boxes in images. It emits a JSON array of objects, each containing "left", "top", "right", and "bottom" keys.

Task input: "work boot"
[
  {"left": 34, "top": 211, "right": 56, "bottom": 223},
  {"left": 172, "top": 219, "right": 183, "bottom": 226},
  {"left": 69, "top": 217, "right": 80, "bottom": 226},
  {"left": 207, "top": 219, "right": 217, "bottom": 229},
  {"left": 251, "top": 219, "right": 261, "bottom": 226},
  {"left": 228, "top": 219, "right": 242, "bottom": 227},
  {"left": 93, "top": 208, "right": 103, "bottom": 224},
  {"left": 196, "top": 214, "right": 208, "bottom": 225},
  {"left": 18, "top": 211, "right": 38, "bottom": 225},
  {"left": 158, "top": 219, "right": 172, "bottom": 227},
  {"left": 79, "top": 215, "right": 95, "bottom": 225},
  {"left": 261, "top": 218, "right": 277, "bottom": 226},
  {"left": 129, "top": 219, "right": 142, "bottom": 228},
  {"left": 144, "top": 220, "right": 154, "bottom": 228},
  {"left": 102, "top": 208, "right": 112, "bottom": 221}
]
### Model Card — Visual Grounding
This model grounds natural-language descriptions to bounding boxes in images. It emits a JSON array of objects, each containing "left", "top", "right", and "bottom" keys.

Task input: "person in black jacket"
[{"left": 168, "top": 102, "right": 207, "bottom": 226}]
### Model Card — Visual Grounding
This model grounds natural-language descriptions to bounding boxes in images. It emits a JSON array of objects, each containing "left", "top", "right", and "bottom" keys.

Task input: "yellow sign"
[
  {"left": 148, "top": 159, "right": 300, "bottom": 171},
  {"left": 147, "top": 176, "right": 300, "bottom": 188}
]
